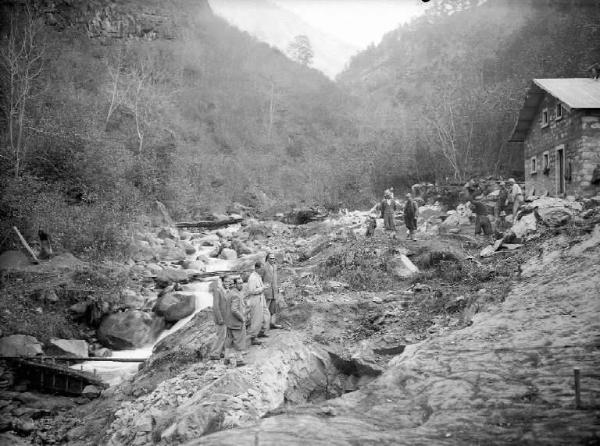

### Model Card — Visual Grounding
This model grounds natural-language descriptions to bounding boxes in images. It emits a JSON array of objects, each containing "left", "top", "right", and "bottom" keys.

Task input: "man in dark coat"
[
  {"left": 380, "top": 192, "right": 397, "bottom": 231},
  {"left": 403, "top": 193, "right": 419, "bottom": 240},
  {"left": 262, "top": 253, "right": 283, "bottom": 329},
  {"left": 471, "top": 200, "right": 493, "bottom": 236},
  {"left": 224, "top": 276, "right": 247, "bottom": 366}
]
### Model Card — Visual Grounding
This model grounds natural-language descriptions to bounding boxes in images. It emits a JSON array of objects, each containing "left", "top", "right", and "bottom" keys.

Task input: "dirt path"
[{"left": 185, "top": 229, "right": 600, "bottom": 445}]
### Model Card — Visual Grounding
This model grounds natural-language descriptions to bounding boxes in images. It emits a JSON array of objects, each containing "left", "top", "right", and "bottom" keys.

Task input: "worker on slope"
[
  {"left": 507, "top": 178, "right": 524, "bottom": 218},
  {"left": 224, "top": 275, "right": 247, "bottom": 367},
  {"left": 209, "top": 276, "right": 228, "bottom": 360},
  {"left": 246, "top": 261, "right": 271, "bottom": 345},
  {"left": 262, "top": 252, "right": 283, "bottom": 329}
]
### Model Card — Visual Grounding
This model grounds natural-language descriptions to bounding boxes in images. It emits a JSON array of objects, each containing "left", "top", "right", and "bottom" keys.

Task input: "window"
[
  {"left": 556, "top": 102, "right": 563, "bottom": 120},
  {"left": 542, "top": 151, "right": 550, "bottom": 175},
  {"left": 531, "top": 156, "right": 537, "bottom": 174},
  {"left": 541, "top": 108, "right": 549, "bottom": 128}
]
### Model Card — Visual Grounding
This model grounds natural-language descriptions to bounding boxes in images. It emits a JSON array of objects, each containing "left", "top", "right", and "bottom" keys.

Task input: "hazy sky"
[
  {"left": 272, "top": 0, "right": 428, "bottom": 48},
  {"left": 208, "top": 0, "right": 429, "bottom": 77}
]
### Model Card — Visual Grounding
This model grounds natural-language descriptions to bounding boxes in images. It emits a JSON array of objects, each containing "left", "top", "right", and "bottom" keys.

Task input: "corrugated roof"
[
  {"left": 534, "top": 78, "right": 600, "bottom": 109},
  {"left": 509, "top": 78, "right": 600, "bottom": 142}
]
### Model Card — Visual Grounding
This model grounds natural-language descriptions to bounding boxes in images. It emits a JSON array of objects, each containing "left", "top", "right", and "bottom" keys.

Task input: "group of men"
[
  {"left": 470, "top": 178, "right": 524, "bottom": 237},
  {"left": 209, "top": 252, "right": 282, "bottom": 366},
  {"left": 376, "top": 188, "right": 420, "bottom": 240}
]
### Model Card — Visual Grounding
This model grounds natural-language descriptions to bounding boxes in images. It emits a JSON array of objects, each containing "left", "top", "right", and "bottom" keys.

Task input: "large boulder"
[
  {"left": 97, "top": 311, "right": 165, "bottom": 350},
  {"left": 47, "top": 339, "right": 89, "bottom": 358},
  {"left": 0, "top": 250, "right": 31, "bottom": 270},
  {"left": 511, "top": 213, "right": 537, "bottom": 239},
  {"left": 536, "top": 207, "right": 573, "bottom": 226},
  {"left": 154, "top": 268, "right": 189, "bottom": 287},
  {"left": 181, "top": 260, "right": 206, "bottom": 271},
  {"left": 154, "top": 292, "right": 196, "bottom": 322},
  {"left": 0, "top": 335, "right": 43, "bottom": 357}
]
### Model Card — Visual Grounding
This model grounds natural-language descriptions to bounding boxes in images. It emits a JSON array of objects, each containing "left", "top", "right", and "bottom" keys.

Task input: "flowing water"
[{"left": 76, "top": 229, "right": 240, "bottom": 386}]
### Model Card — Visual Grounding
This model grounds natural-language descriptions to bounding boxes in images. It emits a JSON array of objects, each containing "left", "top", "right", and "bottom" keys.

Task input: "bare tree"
[{"left": 0, "top": 3, "right": 45, "bottom": 177}]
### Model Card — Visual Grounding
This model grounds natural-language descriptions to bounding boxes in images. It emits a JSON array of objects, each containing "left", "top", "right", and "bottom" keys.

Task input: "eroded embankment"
[{"left": 183, "top": 229, "right": 600, "bottom": 446}]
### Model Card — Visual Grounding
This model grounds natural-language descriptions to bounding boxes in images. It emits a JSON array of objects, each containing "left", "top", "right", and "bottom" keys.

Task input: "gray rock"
[
  {"left": 157, "top": 227, "right": 179, "bottom": 240},
  {"left": 0, "top": 250, "right": 30, "bottom": 270},
  {"left": 97, "top": 311, "right": 165, "bottom": 350},
  {"left": 0, "top": 335, "right": 43, "bottom": 357},
  {"left": 219, "top": 248, "right": 238, "bottom": 260},
  {"left": 82, "top": 385, "right": 101, "bottom": 399},
  {"left": 47, "top": 339, "right": 89, "bottom": 358},
  {"left": 154, "top": 268, "right": 189, "bottom": 287},
  {"left": 154, "top": 292, "right": 195, "bottom": 322}
]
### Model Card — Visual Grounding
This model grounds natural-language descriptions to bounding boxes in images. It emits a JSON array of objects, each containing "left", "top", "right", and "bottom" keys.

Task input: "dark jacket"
[
  {"left": 262, "top": 262, "right": 278, "bottom": 300},
  {"left": 224, "top": 289, "right": 245, "bottom": 329}
]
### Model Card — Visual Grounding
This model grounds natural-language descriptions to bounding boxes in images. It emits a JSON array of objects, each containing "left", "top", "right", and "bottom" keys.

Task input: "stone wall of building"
[{"left": 524, "top": 93, "right": 600, "bottom": 198}]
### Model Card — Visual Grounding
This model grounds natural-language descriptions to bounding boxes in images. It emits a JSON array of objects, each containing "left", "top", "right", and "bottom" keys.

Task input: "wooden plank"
[
  {"left": 12, "top": 226, "right": 39, "bottom": 264},
  {"left": 175, "top": 217, "right": 243, "bottom": 229}
]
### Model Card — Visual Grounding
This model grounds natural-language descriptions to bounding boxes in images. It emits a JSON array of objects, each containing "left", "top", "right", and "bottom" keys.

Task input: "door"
[{"left": 556, "top": 148, "right": 565, "bottom": 195}]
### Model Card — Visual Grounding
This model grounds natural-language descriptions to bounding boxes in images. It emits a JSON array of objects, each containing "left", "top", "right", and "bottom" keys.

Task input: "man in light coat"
[
  {"left": 507, "top": 178, "right": 524, "bottom": 218},
  {"left": 209, "top": 276, "right": 228, "bottom": 360},
  {"left": 262, "top": 252, "right": 283, "bottom": 329},
  {"left": 246, "top": 262, "right": 271, "bottom": 345}
]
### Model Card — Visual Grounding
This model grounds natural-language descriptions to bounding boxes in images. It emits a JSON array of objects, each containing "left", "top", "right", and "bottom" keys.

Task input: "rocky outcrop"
[
  {"left": 97, "top": 311, "right": 165, "bottom": 350},
  {"left": 186, "top": 229, "right": 600, "bottom": 445}
]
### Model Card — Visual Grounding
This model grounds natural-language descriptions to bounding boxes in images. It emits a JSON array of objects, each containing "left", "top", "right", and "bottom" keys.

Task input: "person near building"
[
  {"left": 403, "top": 193, "right": 419, "bottom": 241},
  {"left": 508, "top": 178, "right": 524, "bottom": 218},
  {"left": 470, "top": 200, "right": 493, "bottom": 236},
  {"left": 495, "top": 181, "right": 508, "bottom": 218}
]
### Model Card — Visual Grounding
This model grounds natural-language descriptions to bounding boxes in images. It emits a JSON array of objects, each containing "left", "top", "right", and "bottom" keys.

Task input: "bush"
[{"left": 0, "top": 175, "right": 136, "bottom": 259}]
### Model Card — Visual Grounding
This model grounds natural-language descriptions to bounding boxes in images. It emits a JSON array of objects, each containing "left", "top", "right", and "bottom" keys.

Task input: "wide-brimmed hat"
[
  {"left": 499, "top": 211, "right": 506, "bottom": 217},
  {"left": 508, "top": 178, "right": 516, "bottom": 183}
]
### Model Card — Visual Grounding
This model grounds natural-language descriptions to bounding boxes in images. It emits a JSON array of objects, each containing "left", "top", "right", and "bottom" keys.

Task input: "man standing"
[
  {"left": 246, "top": 262, "right": 270, "bottom": 345},
  {"left": 508, "top": 178, "right": 524, "bottom": 218},
  {"left": 209, "top": 276, "right": 228, "bottom": 360},
  {"left": 380, "top": 191, "right": 397, "bottom": 231},
  {"left": 263, "top": 253, "right": 283, "bottom": 329},
  {"left": 403, "top": 193, "right": 419, "bottom": 241},
  {"left": 495, "top": 182, "right": 508, "bottom": 218},
  {"left": 471, "top": 200, "right": 493, "bottom": 236},
  {"left": 224, "top": 276, "right": 247, "bottom": 366}
]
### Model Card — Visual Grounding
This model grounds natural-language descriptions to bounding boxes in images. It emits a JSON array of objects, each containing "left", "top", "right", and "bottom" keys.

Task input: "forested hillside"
[
  {"left": 339, "top": 0, "right": 600, "bottom": 184},
  {"left": 0, "top": 0, "right": 370, "bottom": 257},
  {"left": 2, "top": 0, "right": 600, "bottom": 260}
]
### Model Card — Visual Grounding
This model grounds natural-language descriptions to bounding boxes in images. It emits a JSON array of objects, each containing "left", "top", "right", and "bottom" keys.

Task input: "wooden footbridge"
[{"left": 1, "top": 356, "right": 145, "bottom": 396}]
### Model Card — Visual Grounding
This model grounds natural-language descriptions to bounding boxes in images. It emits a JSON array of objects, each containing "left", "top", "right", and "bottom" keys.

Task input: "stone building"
[{"left": 510, "top": 78, "right": 600, "bottom": 198}]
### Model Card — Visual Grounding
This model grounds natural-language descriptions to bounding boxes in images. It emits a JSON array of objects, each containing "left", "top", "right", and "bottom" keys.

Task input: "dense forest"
[
  {"left": 1, "top": 0, "right": 599, "bottom": 259},
  {"left": 339, "top": 0, "right": 600, "bottom": 187}
]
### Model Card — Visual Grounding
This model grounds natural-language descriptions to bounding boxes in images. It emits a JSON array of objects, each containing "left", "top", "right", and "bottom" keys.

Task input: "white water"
[{"left": 76, "top": 234, "right": 238, "bottom": 386}]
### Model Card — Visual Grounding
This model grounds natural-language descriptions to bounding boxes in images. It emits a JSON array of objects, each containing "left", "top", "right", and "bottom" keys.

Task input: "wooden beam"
[
  {"left": 175, "top": 217, "right": 243, "bottom": 229},
  {"left": 12, "top": 226, "right": 39, "bottom": 264}
]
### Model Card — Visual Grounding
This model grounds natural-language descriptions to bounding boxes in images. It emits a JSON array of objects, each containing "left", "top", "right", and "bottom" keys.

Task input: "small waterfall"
[{"left": 76, "top": 231, "right": 238, "bottom": 386}]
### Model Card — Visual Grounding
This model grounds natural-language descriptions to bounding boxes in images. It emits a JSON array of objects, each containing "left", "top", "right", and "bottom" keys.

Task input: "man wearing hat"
[{"left": 507, "top": 178, "right": 523, "bottom": 218}]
